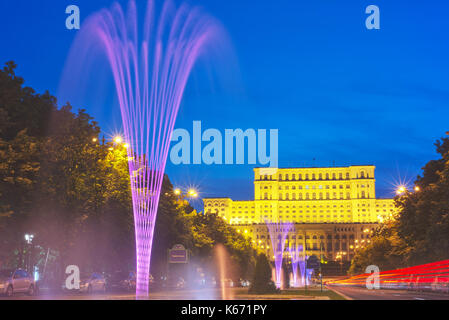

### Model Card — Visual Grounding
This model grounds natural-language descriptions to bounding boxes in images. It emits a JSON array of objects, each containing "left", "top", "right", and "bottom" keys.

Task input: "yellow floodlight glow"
[
  {"left": 114, "top": 136, "right": 123, "bottom": 144},
  {"left": 396, "top": 186, "right": 406, "bottom": 195},
  {"left": 174, "top": 188, "right": 181, "bottom": 195}
]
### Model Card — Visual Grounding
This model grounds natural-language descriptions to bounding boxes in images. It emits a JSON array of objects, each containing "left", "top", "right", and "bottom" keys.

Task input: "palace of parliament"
[{"left": 203, "top": 165, "right": 396, "bottom": 262}]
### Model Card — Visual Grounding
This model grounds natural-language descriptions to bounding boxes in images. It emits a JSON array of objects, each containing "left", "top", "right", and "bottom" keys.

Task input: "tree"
[
  {"left": 249, "top": 254, "right": 276, "bottom": 294},
  {"left": 0, "top": 61, "right": 258, "bottom": 285},
  {"left": 349, "top": 134, "right": 449, "bottom": 274}
]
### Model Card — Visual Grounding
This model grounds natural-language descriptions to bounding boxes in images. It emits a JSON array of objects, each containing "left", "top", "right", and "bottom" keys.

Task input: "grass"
[
  {"left": 279, "top": 288, "right": 346, "bottom": 300},
  {"left": 234, "top": 287, "right": 347, "bottom": 300}
]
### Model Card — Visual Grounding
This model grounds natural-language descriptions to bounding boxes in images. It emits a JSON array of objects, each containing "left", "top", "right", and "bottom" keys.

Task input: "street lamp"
[
  {"left": 188, "top": 189, "right": 199, "bottom": 198},
  {"left": 173, "top": 188, "right": 199, "bottom": 199},
  {"left": 396, "top": 186, "right": 406, "bottom": 195},
  {"left": 24, "top": 234, "right": 34, "bottom": 244},
  {"left": 114, "top": 136, "right": 123, "bottom": 144},
  {"left": 24, "top": 234, "right": 34, "bottom": 273}
]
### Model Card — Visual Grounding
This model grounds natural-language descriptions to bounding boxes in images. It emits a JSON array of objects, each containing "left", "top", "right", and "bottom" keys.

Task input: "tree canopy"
[
  {"left": 0, "top": 61, "right": 257, "bottom": 283},
  {"left": 349, "top": 135, "right": 449, "bottom": 274}
]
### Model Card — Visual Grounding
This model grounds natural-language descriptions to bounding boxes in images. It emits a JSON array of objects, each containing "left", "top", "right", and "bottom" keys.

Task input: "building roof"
[{"left": 254, "top": 165, "right": 375, "bottom": 170}]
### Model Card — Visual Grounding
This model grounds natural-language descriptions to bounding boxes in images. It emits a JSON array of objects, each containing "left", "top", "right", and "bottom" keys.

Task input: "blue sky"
[{"left": 1, "top": 0, "right": 449, "bottom": 208}]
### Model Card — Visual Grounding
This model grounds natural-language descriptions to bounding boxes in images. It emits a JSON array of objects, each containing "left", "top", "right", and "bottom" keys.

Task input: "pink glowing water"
[
  {"left": 288, "top": 244, "right": 306, "bottom": 287},
  {"left": 265, "top": 221, "right": 293, "bottom": 289},
  {"left": 214, "top": 244, "right": 234, "bottom": 300},
  {"left": 61, "top": 0, "right": 222, "bottom": 297}
]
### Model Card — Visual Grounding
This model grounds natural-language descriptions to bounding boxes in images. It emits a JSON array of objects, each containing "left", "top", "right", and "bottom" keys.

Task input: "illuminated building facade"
[{"left": 203, "top": 165, "right": 396, "bottom": 261}]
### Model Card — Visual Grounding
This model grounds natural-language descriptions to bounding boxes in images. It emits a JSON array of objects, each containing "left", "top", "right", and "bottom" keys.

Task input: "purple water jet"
[
  {"left": 62, "top": 0, "right": 222, "bottom": 297},
  {"left": 288, "top": 244, "right": 300, "bottom": 287},
  {"left": 288, "top": 244, "right": 307, "bottom": 287},
  {"left": 265, "top": 221, "right": 293, "bottom": 289}
]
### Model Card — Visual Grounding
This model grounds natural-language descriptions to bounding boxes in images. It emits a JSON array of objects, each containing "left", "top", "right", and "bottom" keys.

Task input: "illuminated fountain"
[
  {"left": 266, "top": 221, "right": 293, "bottom": 289},
  {"left": 288, "top": 244, "right": 300, "bottom": 287},
  {"left": 62, "top": 0, "right": 221, "bottom": 297},
  {"left": 214, "top": 244, "right": 234, "bottom": 300},
  {"left": 288, "top": 244, "right": 307, "bottom": 287}
]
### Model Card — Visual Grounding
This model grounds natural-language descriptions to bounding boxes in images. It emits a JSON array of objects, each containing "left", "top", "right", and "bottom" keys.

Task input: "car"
[
  {"left": 106, "top": 271, "right": 136, "bottom": 292},
  {"left": 0, "top": 269, "right": 36, "bottom": 297},
  {"left": 80, "top": 273, "right": 107, "bottom": 294},
  {"left": 64, "top": 272, "right": 106, "bottom": 294},
  {"left": 239, "top": 279, "right": 250, "bottom": 287}
]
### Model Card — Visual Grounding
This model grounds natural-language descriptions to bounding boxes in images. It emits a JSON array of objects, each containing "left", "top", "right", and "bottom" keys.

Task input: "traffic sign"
[{"left": 169, "top": 244, "right": 189, "bottom": 264}]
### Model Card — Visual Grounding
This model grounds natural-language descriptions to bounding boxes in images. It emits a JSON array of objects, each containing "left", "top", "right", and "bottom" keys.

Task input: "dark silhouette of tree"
[
  {"left": 0, "top": 62, "right": 258, "bottom": 284},
  {"left": 249, "top": 254, "right": 276, "bottom": 294},
  {"left": 350, "top": 134, "right": 449, "bottom": 274}
]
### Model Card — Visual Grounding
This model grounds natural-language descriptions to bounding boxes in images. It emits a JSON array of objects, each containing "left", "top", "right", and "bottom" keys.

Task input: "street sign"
[
  {"left": 169, "top": 244, "right": 188, "bottom": 264},
  {"left": 306, "top": 255, "right": 320, "bottom": 269}
]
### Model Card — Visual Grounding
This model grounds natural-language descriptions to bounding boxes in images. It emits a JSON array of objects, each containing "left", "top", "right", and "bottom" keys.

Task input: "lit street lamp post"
[
  {"left": 24, "top": 234, "right": 34, "bottom": 273},
  {"left": 174, "top": 188, "right": 199, "bottom": 200}
]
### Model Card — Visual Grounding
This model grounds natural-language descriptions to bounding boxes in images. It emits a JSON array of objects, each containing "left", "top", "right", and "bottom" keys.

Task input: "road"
[
  {"left": 3, "top": 286, "right": 449, "bottom": 300},
  {"left": 0, "top": 288, "right": 222, "bottom": 300},
  {"left": 0, "top": 287, "right": 332, "bottom": 300},
  {"left": 327, "top": 285, "right": 449, "bottom": 300}
]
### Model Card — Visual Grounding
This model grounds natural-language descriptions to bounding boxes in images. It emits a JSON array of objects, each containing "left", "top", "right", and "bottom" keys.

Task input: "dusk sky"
[{"left": 1, "top": 0, "right": 449, "bottom": 209}]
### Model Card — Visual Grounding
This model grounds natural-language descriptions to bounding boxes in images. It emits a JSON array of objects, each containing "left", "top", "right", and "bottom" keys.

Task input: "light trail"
[{"left": 327, "top": 259, "right": 449, "bottom": 293}]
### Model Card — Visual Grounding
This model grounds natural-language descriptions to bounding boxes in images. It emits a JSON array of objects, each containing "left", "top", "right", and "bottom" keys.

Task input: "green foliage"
[
  {"left": 249, "top": 254, "right": 276, "bottom": 294},
  {"left": 0, "top": 62, "right": 257, "bottom": 281},
  {"left": 350, "top": 135, "right": 449, "bottom": 274},
  {"left": 189, "top": 213, "right": 257, "bottom": 280}
]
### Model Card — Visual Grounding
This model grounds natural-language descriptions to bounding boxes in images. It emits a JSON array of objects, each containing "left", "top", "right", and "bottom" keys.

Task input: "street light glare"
[
  {"left": 396, "top": 186, "right": 406, "bottom": 195},
  {"left": 188, "top": 189, "right": 199, "bottom": 198},
  {"left": 114, "top": 136, "right": 123, "bottom": 144},
  {"left": 174, "top": 188, "right": 181, "bottom": 195}
]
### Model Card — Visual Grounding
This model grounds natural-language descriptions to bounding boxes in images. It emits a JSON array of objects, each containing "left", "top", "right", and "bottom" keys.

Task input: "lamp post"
[
  {"left": 319, "top": 242, "right": 324, "bottom": 292},
  {"left": 24, "top": 234, "right": 34, "bottom": 273},
  {"left": 174, "top": 188, "right": 199, "bottom": 200}
]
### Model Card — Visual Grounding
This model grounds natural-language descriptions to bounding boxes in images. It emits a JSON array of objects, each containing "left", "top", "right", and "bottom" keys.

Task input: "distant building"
[{"left": 203, "top": 165, "right": 396, "bottom": 261}]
